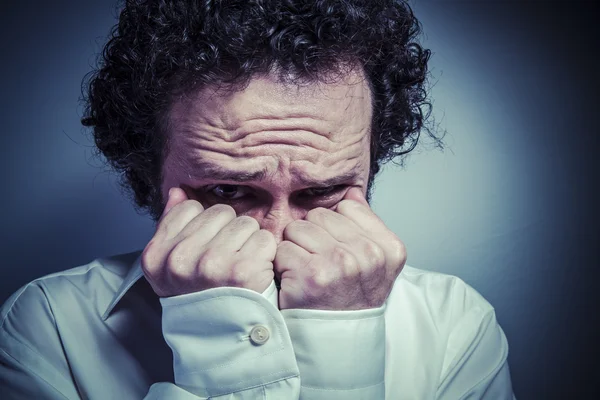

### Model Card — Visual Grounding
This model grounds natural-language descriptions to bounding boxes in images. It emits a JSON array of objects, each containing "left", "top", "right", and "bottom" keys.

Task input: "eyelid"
[
  {"left": 203, "top": 184, "right": 252, "bottom": 200},
  {"left": 301, "top": 185, "right": 346, "bottom": 197},
  {"left": 201, "top": 184, "right": 347, "bottom": 199}
]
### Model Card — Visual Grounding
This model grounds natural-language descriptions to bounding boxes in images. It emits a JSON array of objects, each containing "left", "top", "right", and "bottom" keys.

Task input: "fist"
[
  {"left": 141, "top": 187, "right": 277, "bottom": 297},
  {"left": 274, "top": 187, "right": 406, "bottom": 310}
]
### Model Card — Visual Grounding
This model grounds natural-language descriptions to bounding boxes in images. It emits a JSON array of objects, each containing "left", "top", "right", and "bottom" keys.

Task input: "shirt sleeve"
[
  {"left": 281, "top": 305, "right": 386, "bottom": 400},
  {"left": 0, "top": 335, "right": 294, "bottom": 400},
  {"left": 159, "top": 281, "right": 301, "bottom": 399},
  {"left": 0, "top": 280, "right": 301, "bottom": 400},
  {"left": 435, "top": 280, "right": 515, "bottom": 400}
]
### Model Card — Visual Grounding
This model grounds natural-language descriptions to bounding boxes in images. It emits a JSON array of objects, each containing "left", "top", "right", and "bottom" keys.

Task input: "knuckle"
[
  {"left": 165, "top": 244, "right": 192, "bottom": 277},
  {"left": 227, "top": 260, "right": 250, "bottom": 286},
  {"left": 390, "top": 239, "right": 407, "bottom": 266},
  {"left": 305, "top": 261, "right": 327, "bottom": 287},
  {"left": 197, "top": 249, "right": 223, "bottom": 278},
  {"left": 198, "top": 261, "right": 219, "bottom": 285},
  {"left": 312, "top": 269, "right": 330, "bottom": 288},
  {"left": 363, "top": 240, "right": 386, "bottom": 267},
  {"left": 198, "top": 247, "right": 218, "bottom": 267},
  {"left": 332, "top": 246, "right": 358, "bottom": 272},
  {"left": 141, "top": 242, "right": 158, "bottom": 276},
  {"left": 141, "top": 240, "right": 154, "bottom": 261},
  {"left": 166, "top": 243, "right": 187, "bottom": 264}
]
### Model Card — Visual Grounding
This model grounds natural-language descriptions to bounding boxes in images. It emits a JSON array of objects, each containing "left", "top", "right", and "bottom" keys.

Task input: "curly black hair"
[{"left": 81, "top": 0, "right": 437, "bottom": 222}]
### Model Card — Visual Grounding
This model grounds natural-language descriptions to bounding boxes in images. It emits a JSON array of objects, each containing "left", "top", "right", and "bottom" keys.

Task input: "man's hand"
[
  {"left": 274, "top": 187, "right": 406, "bottom": 310},
  {"left": 141, "top": 187, "right": 277, "bottom": 297}
]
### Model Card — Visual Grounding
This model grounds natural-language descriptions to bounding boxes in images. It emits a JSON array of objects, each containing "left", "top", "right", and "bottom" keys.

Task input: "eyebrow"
[
  {"left": 188, "top": 161, "right": 360, "bottom": 187},
  {"left": 188, "top": 162, "right": 268, "bottom": 182},
  {"left": 298, "top": 170, "right": 361, "bottom": 187}
]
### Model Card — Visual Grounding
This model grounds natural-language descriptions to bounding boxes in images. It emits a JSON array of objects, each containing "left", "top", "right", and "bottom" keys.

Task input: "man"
[{"left": 0, "top": 0, "right": 515, "bottom": 398}]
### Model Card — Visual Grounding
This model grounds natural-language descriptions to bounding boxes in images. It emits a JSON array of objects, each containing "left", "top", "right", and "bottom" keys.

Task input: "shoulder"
[
  {"left": 393, "top": 265, "right": 493, "bottom": 308},
  {"left": 0, "top": 251, "right": 140, "bottom": 396},
  {"left": 1, "top": 250, "right": 140, "bottom": 335},
  {"left": 391, "top": 267, "right": 513, "bottom": 396},
  {"left": 387, "top": 265, "right": 496, "bottom": 336}
]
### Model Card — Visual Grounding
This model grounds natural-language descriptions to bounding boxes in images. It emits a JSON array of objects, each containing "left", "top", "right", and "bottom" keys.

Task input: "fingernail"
[{"left": 168, "top": 188, "right": 174, "bottom": 198}]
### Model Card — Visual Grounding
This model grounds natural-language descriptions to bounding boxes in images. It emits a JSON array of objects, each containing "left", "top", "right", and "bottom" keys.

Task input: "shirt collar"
[{"left": 102, "top": 252, "right": 145, "bottom": 320}]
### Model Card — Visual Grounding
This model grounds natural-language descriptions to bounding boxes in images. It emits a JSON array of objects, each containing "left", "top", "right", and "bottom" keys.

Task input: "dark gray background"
[{"left": 1, "top": 1, "right": 598, "bottom": 398}]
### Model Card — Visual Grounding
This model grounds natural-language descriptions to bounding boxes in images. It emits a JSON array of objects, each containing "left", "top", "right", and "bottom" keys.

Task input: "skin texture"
[{"left": 142, "top": 69, "right": 406, "bottom": 310}]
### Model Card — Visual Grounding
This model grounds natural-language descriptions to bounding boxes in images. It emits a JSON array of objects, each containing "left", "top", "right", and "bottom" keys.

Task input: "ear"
[{"left": 342, "top": 187, "right": 370, "bottom": 208}]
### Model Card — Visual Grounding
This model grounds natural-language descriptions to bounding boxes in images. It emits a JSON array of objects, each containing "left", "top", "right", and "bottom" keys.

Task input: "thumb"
[
  {"left": 342, "top": 187, "right": 370, "bottom": 208},
  {"left": 161, "top": 187, "right": 189, "bottom": 219}
]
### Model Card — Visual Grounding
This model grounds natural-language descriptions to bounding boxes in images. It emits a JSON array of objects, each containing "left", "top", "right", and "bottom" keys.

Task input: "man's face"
[{"left": 161, "top": 69, "right": 372, "bottom": 244}]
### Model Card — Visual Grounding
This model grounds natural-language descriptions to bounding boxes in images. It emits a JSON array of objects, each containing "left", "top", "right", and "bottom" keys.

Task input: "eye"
[
  {"left": 205, "top": 184, "right": 252, "bottom": 200},
  {"left": 301, "top": 185, "right": 344, "bottom": 198}
]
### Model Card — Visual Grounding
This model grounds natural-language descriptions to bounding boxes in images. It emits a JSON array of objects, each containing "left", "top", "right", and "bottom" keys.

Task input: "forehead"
[
  {"left": 169, "top": 69, "right": 373, "bottom": 142},
  {"left": 163, "top": 69, "right": 373, "bottom": 190}
]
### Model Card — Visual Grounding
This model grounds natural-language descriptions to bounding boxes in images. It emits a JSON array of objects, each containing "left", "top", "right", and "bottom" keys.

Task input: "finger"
[
  {"left": 282, "top": 219, "right": 336, "bottom": 254},
  {"left": 141, "top": 239, "right": 167, "bottom": 289},
  {"left": 304, "top": 207, "right": 383, "bottom": 269},
  {"left": 341, "top": 186, "right": 370, "bottom": 208},
  {"left": 335, "top": 188, "right": 405, "bottom": 271},
  {"left": 155, "top": 199, "right": 205, "bottom": 242},
  {"left": 335, "top": 188, "right": 387, "bottom": 236},
  {"left": 157, "top": 204, "right": 238, "bottom": 279},
  {"left": 174, "top": 203, "right": 237, "bottom": 244},
  {"left": 162, "top": 237, "right": 203, "bottom": 288},
  {"left": 209, "top": 216, "right": 260, "bottom": 253},
  {"left": 239, "top": 229, "right": 277, "bottom": 261},
  {"left": 305, "top": 207, "right": 367, "bottom": 244},
  {"left": 160, "top": 187, "right": 189, "bottom": 222},
  {"left": 274, "top": 240, "right": 312, "bottom": 278},
  {"left": 144, "top": 188, "right": 198, "bottom": 282}
]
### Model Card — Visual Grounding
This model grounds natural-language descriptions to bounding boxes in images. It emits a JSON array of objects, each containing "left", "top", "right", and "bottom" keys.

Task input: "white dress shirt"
[{"left": 0, "top": 250, "right": 515, "bottom": 399}]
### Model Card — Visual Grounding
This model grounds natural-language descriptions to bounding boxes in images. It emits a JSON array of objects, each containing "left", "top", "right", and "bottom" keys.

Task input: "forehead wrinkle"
[
  {"left": 317, "top": 130, "right": 369, "bottom": 167},
  {"left": 168, "top": 109, "right": 369, "bottom": 177},
  {"left": 171, "top": 116, "right": 369, "bottom": 177},
  {"left": 163, "top": 69, "right": 373, "bottom": 195},
  {"left": 238, "top": 131, "right": 335, "bottom": 154},
  {"left": 176, "top": 121, "right": 230, "bottom": 145},
  {"left": 234, "top": 116, "right": 333, "bottom": 139},
  {"left": 172, "top": 102, "right": 339, "bottom": 149},
  {"left": 168, "top": 70, "right": 372, "bottom": 149},
  {"left": 181, "top": 70, "right": 371, "bottom": 131}
]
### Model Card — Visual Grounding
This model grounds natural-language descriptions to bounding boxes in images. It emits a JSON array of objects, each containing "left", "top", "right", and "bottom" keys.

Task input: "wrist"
[{"left": 281, "top": 304, "right": 386, "bottom": 398}]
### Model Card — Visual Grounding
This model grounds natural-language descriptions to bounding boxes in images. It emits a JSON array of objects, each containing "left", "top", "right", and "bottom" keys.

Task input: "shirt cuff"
[
  {"left": 281, "top": 305, "right": 386, "bottom": 399},
  {"left": 160, "top": 282, "right": 299, "bottom": 398}
]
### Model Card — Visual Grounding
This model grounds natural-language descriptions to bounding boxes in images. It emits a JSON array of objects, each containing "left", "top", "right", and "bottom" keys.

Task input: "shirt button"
[{"left": 249, "top": 325, "right": 270, "bottom": 345}]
